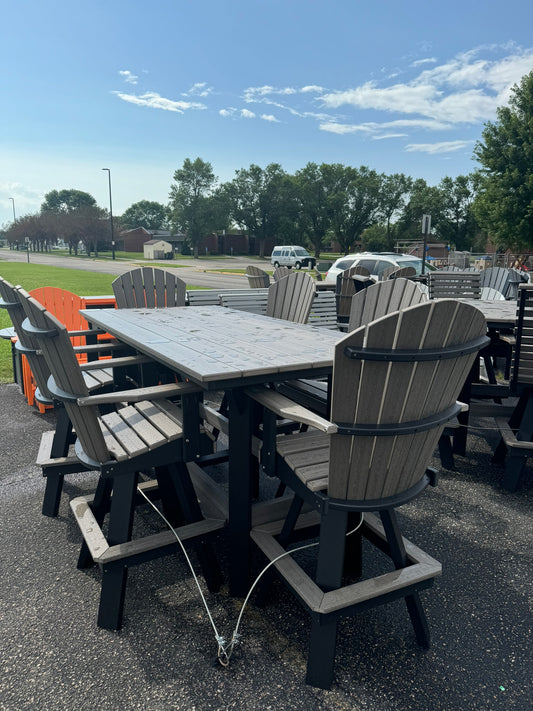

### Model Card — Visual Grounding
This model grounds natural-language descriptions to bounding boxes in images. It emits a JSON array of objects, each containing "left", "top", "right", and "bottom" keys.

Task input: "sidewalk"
[{"left": 0, "top": 382, "right": 531, "bottom": 711}]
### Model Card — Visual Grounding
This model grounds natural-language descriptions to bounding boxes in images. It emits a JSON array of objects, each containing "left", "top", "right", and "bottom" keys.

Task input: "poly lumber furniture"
[{"left": 247, "top": 299, "right": 489, "bottom": 688}]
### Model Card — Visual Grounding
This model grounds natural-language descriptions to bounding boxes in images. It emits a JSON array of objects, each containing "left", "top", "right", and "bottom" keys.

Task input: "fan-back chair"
[
  {"left": 19, "top": 289, "right": 225, "bottom": 630},
  {"left": 248, "top": 299, "right": 488, "bottom": 688},
  {"left": 0, "top": 279, "right": 140, "bottom": 516},
  {"left": 266, "top": 271, "right": 316, "bottom": 324},
  {"left": 245, "top": 265, "right": 271, "bottom": 288},
  {"left": 335, "top": 266, "right": 373, "bottom": 327},
  {"left": 112, "top": 267, "right": 186, "bottom": 308}
]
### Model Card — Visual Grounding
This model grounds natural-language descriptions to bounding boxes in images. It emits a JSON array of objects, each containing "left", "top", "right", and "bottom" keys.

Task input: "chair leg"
[
  {"left": 41, "top": 475, "right": 65, "bottom": 517},
  {"left": 380, "top": 510, "right": 431, "bottom": 648},
  {"left": 316, "top": 508, "right": 348, "bottom": 591},
  {"left": 167, "top": 463, "right": 223, "bottom": 593},
  {"left": 305, "top": 615, "right": 338, "bottom": 690},
  {"left": 97, "top": 472, "right": 139, "bottom": 630}
]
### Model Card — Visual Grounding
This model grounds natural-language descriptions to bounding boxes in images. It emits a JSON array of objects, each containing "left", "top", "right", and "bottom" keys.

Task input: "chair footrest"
[
  {"left": 496, "top": 417, "right": 533, "bottom": 451},
  {"left": 37, "top": 431, "right": 88, "bottom": 475},
  {"left": 251, "top": 512, "right": 441, "bottom": 617},
  {"left": 70, "top": 462, "right": 228, "bottom": 565}
]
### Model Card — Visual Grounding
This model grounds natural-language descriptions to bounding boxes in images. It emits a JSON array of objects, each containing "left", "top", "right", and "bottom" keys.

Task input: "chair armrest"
[
  {"left": 77, "top": 381, "right": 202, "bottom": 406},
  {"left": 67, "top": 328, "right": 110, "bottom": 338},
  {"left": 245, "top": 386, "right": 337, "bottom": 434},
  {"left": 79, "top": 354, "right": 154, "bottom": 371}
]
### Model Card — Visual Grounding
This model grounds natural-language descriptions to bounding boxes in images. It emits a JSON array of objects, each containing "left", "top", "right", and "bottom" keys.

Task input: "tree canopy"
[
  {"left": 168, "top": 158, "right": 220, "bottom": 257},
  {"left": 119, "top": 200, "right": 169, "bottom": 231},
  {"left": 473, "top": 70, "right": 533, "bottom": 248},
  {"left": 41, "top": 189, "right": 97, "bottom": 214}
]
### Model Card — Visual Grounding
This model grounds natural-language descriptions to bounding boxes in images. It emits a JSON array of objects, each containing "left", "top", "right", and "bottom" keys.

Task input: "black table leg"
[{"left": 227, "top": 389, "right": 252, "bottom": 597}]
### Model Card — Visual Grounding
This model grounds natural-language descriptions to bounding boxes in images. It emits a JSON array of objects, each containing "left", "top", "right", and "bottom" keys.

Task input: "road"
[{"left": 0, "top": 248, "right": 266, "bottom": 289}]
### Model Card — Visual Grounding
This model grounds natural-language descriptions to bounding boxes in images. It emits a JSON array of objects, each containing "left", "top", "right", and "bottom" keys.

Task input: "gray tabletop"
[
  {"left": 80, "top": 306, "right": 342, "bottom": 388},
  {"left": 454, "top": 299, "right": 517, "bottom": 328}
]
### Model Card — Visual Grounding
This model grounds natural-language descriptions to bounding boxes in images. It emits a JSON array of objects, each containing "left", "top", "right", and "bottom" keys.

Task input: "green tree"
[
  {"left": 327, "top": 165, "right": 383, "bottom": 254},
  {"left": 120, "top": 200, "right": 169, "bottom": 230},
  {"left": 292, "top": 163, "right": 335, "bottom": 258},
  {"left": 378, "top": 173, "right": 413, "bottom": 249},
  {"left": 438, "top": 174, "right": 481, "bottom": 251},
  {"left": 223, "top": 163, "right": 294, "bottom": 257},
  {"left": 397, "top": 179, "right": 446, "bottom": 243},
  {"left": 41, "top": 188, "right": 97, "bottom": 213},
  {"left": 168, "top": 158, "right": 218, "bottom": 258},
  {"left": 473, "top": 70, "right": 533, "bottom": 248}
]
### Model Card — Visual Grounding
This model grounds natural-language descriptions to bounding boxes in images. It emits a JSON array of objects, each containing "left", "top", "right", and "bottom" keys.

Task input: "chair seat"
[
  {"left": 277, "top": 430, "right": 330, "bottom": 491},
  {"left": 99, "top": 398, "right": 184, "bottom": 461}
]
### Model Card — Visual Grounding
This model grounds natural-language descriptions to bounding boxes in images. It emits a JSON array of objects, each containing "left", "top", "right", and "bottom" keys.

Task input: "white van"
[{"left": 270, "top": 246, "right": 316, "bottom": 270}]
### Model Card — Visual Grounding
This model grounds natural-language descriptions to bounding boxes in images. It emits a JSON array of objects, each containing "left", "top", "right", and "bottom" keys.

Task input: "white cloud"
[
  {"left": 119, "top": 70, "right": 138, "bottom": 85},
  {"left": 372, "top": 133, "right": 408, "bottom": 140},
  {"left": 113, "top": 91, "right": 206, "bottom": 113},
  {"left": 182, "top": 82, "right": 214, "bottom": 97},
  {"left": 411, "top": 57, "right": 437, "bottom": 67},
  {"left": 405, "top": 140, "right": 473, "bottom": 154},
  {"left": 319, "top": 46, "right": 533, "bottom": 125},
  {"left": 261, "top": 114, "right": 280, "bottom": 122},
  {"left": 319, "top": 122, "right": 374, "bottom": 135},
  {"left": 241, "top": 109, "right": 255, "bottom": 118}
]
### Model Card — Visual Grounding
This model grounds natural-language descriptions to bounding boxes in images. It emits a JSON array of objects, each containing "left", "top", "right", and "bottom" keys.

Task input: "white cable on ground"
[{"left": 137, "top": 485, "right": 364, "bottom": 666}]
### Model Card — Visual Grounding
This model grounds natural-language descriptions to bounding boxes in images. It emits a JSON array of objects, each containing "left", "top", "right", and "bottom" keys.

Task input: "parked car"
[
  {"left": 324, "top": 252, "right": 433, "bottom": 283},
  {"left": 270, "top": 246, "right": 316, "bottom": 270}
]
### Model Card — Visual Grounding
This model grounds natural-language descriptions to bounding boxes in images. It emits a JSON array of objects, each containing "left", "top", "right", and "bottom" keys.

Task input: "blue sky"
[{"left": 2, "top": 0, "right": 533, "bottom": 227}]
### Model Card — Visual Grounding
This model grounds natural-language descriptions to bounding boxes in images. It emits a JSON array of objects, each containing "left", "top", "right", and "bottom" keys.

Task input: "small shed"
[{"left": 143, "top": 239, "right": 173, "bottom": 260}]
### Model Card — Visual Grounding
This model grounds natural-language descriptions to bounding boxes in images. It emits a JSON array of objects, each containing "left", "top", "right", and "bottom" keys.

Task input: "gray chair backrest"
[
  {"left": 112, "top": 267, "right": 186, "bottom": 308},
  {"left": 273, "top": 266, "right": 291, "bottom": 282},
  {"left": 17, "top": 287, "right": 110, "bottom": 463},
  {"left": 245, "top": 265, "right": 270, "bottom": 288},
  {"left": 336, "top": 266, "right": 373, "bottom": 320},
  {"left": 348, "top": 278, "right": 428, "bottom": 331},
  {"left": 0, "top": 277, "right": 53, "bottom": 400},
  {"left": 329, "top": 299, "right": 488, "bottom": 501},
  {"left": 266, "top": 272, "right": 316, "bottom": 323}
]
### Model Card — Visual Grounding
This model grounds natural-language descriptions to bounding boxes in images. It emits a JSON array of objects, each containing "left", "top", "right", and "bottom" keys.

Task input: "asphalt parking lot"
[{"left": 0, "top": 379, "right": 531, "bottom": 711}]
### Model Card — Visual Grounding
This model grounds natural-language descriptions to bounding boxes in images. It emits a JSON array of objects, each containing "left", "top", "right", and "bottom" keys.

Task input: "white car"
[{"left": 324, "top": 252, "right": 431, "bottom": 283}]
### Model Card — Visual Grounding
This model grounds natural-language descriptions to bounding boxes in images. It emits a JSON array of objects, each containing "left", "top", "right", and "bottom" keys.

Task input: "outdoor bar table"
[{"left": 80, "top": 305, "right": 342, "bottom": 596}]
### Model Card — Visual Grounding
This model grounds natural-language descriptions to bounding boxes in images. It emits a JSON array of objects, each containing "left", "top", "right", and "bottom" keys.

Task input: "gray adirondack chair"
[
  {"left": 493, "top": 283, "right": 533, "bottom": 489},
  {"left": 248, "top": 299, "right": 489, "bottom": 688},
  {"left": 112, "top": 267, "right": 187, "bottom": 308},
  {"left": 245, "top": 265, "right": 271, "bottom": 288},
  {"left": 266, "top": 271, "right": 316, "bottom": 323},
  {"left": 0, "top": 278, "right": 141, "bottom": 516},
  {"left": 18, "top": 289, "right": 225, "bottom": 630},
  {"left": 335, "top": 265, "right": 373, "bottom": 326},
  {"left": 272, "top": 265, "right": 291, "bottom": 282}
]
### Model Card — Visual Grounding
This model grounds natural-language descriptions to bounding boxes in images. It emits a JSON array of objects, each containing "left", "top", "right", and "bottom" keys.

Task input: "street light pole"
[
  {"left": 102, "top": 168, "right": 115, "bottom": 260},
  {"left": 9, "top": 197, "right": 16, "bottom": 221}
]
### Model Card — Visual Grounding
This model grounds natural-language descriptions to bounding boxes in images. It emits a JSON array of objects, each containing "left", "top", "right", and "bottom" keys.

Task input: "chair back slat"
[
  {"left": 329, "top": 300, "right": 487, "bottom": 501},
  {"left": 17, "top": 288, "right": 110, "bottom": 463},
  {"left": 348, "top": 278, "right": 427, "bottom": 331},
  {"left": 266, "top": 272, "right": 316, "bottom": 323},
  {"left": 112, "top": 267, "right": 186, "bottom": 308}
]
